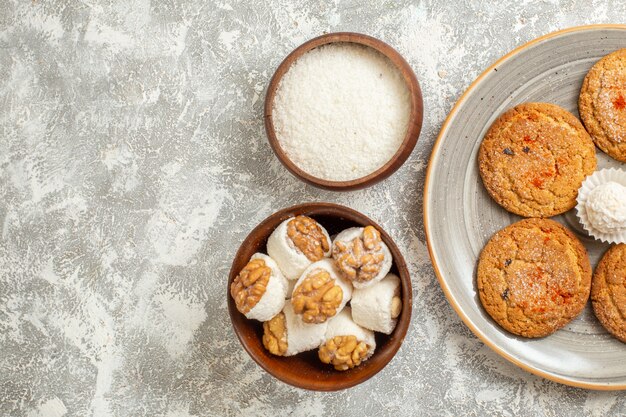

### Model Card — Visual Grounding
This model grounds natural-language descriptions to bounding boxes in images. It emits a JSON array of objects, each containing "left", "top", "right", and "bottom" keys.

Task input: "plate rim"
[{"left": 423, "top": 24, "right": 626, "bottom": 391}]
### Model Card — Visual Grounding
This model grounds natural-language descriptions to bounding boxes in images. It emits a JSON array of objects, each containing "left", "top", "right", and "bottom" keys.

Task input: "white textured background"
[{"left": 1, "top": 1, "right": 625, "bottom": 416}]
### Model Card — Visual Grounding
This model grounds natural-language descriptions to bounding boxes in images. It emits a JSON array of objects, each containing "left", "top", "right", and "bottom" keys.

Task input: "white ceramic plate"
[{"left": 424, "top": 25, "right": 626, "bottom": 390}]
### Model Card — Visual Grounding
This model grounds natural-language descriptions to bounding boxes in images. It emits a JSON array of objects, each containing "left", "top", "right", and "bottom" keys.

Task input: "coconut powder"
[{"left": 272, "top": 43, "right": 412, "bottom": 182}]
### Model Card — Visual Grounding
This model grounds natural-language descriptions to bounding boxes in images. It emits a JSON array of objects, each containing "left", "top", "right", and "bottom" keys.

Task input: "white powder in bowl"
[{"left": 272, "top": 43, "right": 412, "bottom": 181}]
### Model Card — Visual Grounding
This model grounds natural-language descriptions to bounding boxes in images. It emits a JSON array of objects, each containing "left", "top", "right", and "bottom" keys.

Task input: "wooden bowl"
[
  {"left": 264, "top": 32, "right": 423, "bottom": 191},
  {"left": 227, "top": 202, "right": 412, "bottom": 391}
]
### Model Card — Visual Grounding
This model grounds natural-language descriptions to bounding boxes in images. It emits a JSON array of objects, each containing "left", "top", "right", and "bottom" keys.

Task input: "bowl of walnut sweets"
[{"left": 227, "top": 202, "right": 412, "bottom": 391}]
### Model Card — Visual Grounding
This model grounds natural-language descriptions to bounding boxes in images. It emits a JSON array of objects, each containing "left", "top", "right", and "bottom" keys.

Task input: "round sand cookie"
[
  {"left": 477, "top": 218, "right": 592, "bottom": 338},
  {"left": 591, "top": 244, "right": 626, "bottom": 343},
  {"left": 579, "top": 49, "right": 626, "bottom": 162},
  {"left": 478, "top": 102, "right": 597, "bottom": 217}
]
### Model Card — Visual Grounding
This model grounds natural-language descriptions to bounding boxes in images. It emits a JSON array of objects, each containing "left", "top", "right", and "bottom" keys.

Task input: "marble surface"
[{"left": 1, "top": 0, "right": 625, "bottom": 416}]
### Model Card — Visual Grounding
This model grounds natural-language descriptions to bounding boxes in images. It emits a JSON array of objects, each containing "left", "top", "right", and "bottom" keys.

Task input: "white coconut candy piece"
[
  {"left": 292, "top": 258, "right": 352, "bottom": 320},
  {"left": 267, "top": 217, "right": 332, "bottom": 280},
  {"left": 244, "top": 253, "right": 288, "bottom": 322},
  {"left": 282, "top": 303, "right": 328, "bottom": 356},
  {"left": 332, "top": 227, "right": 392, "bottom": 289},
  {"left": 351, "top": 273, "right": 402, "bottom": 334},
  {"left": 323, "top": 307, "right": 376, "bottom": 358}
]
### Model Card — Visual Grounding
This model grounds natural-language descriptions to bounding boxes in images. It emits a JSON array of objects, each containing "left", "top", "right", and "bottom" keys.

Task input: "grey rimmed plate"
[{"left": 424, "top": 25, "right": 626, "bottom": 389}]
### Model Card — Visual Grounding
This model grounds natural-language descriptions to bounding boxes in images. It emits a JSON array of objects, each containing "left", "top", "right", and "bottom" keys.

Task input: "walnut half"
[
  {"left": 287, "top": 216, "right": 329, "bottom": 262},
  {"left": 291, "top": 269, "right": 343, "bottom": 324},
  {"left": 318, "top": 335, "right": 370, "bottom": 371},
  {"left": 230, "top": 258, "right": 270, "bottom": 314},
  {"left": 333, "top": 226, "right": 385, "bottom": 284},
  {"left": 262, "top": 312, "right": 288, "bottom": 356}
]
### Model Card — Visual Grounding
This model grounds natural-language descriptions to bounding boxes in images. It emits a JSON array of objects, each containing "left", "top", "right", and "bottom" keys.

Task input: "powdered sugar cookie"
[
  {"left": 579, "top": 48, "right": 626, "bottom": 162},
  {"left": 479, "top": 102, "right": 596, "bottom": 217}
]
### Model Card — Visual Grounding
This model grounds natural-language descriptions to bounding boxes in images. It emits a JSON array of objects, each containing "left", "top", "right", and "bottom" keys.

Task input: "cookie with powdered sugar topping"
[
  {"left": 591, "top": 244, "right": 626, "bottom": 343},
  {"left": 579, "top": 48, "right": 626, "bottom": 162},
  {"left": 477, "top": 218, "right": 592, "bottom": 338},
  {"left": 479, "top": 102, "right": 596, "bottom": 217}
]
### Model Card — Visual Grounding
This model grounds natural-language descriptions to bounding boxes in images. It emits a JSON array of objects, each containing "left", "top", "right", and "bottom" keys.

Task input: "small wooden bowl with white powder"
[{"left": 265, "top": 33, "right": 423, "bottom": 190}]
